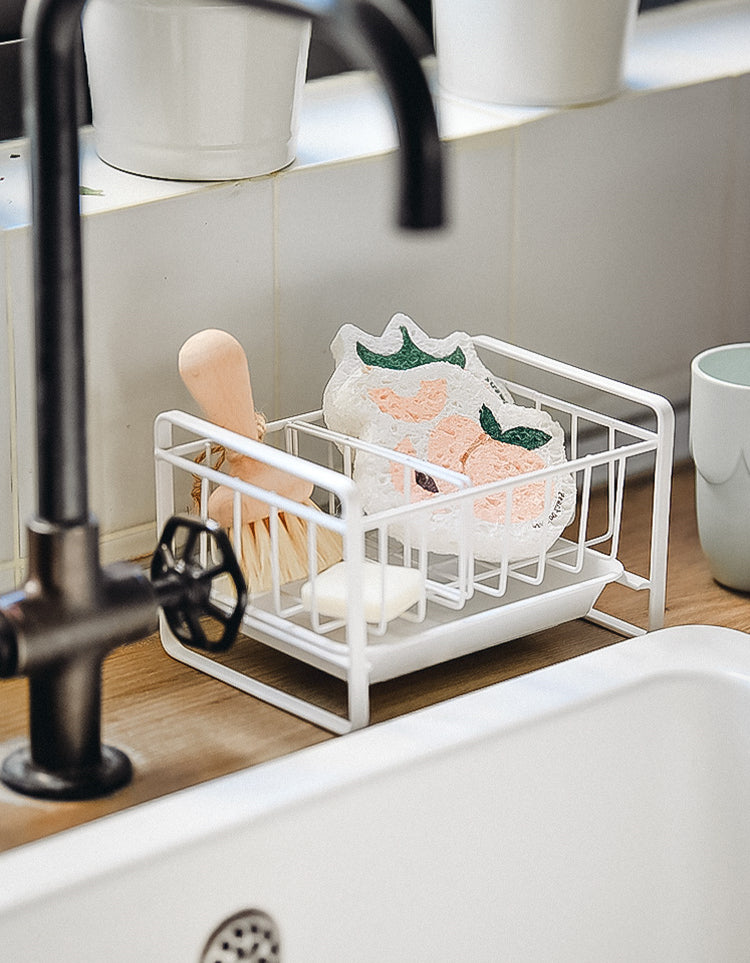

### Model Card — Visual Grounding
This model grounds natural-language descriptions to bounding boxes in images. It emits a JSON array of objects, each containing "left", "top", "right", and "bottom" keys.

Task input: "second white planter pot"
[
  {"left": 433, "top": 0, "right": 639, "bottom": 108},
  {"left": 82, "top": 0, "right": 311, "bottom": 180}
]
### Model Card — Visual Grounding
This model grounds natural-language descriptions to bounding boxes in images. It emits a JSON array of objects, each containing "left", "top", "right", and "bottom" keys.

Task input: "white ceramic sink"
[{"left": 1, "top": 624, "right": 749, "bottom": 962}]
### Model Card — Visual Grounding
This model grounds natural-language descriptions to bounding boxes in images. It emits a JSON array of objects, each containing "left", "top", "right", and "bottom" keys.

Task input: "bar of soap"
[{"left": 301, "top": 560, "right": 424, "bottom": 624}]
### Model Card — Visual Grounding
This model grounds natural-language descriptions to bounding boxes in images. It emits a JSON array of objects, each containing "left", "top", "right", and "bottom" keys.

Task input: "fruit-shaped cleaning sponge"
[{"left": 323, "top": 314, "right": 576, "bottom": 562}]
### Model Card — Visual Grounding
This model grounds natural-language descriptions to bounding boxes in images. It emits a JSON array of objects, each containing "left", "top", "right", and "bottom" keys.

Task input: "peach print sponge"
[{"left": 322, "top": 314, "right": 576, "bottom": 562}]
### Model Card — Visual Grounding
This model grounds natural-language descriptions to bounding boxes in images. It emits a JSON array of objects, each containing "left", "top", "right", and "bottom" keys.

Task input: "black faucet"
[{"left": 0, "top": 0, "right": 444, "bottom": 800}]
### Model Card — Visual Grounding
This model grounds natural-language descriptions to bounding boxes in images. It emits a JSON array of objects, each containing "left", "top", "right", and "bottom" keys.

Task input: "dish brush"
[{"left": 179, "top": 328, "right": 342, "bottom": 594}]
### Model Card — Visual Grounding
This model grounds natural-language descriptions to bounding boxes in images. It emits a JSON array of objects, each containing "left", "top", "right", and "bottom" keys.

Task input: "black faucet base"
[
  {"left": 1, "top": 743, "right": 132, "bottom": 801},
  {"left": 0, "top": 0, "right": 441, "bottom": 802},
  {"left": 0, "top": 514, "right": 247, "bottom": 800}
]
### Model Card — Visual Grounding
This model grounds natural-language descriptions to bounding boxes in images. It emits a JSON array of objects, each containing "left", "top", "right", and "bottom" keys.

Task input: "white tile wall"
[
  {"left": 275, "top": 130, "right": 515, "bottom": 418},
  {"left": 626, "top": 0, "right": 750, "bottom": 88},
  {"left": 0, "top": 568, "right": 16, "bottom": 594},
  {"left": 513, "top": 78, "right": 737, "bottom": 401},
  {"left": 727, "top": 73, "right": 750, "bottom": 342},
  {"left": 81, "top": 179, "right": 276, "bottom": 540},
  {"left": 5, "top": 228, "right": 34, "bottom": 561},
  {"left": 1, "top": 0, "right": 749, "bottom": 570},
  {"left": 8, "top": 178, "right": 276, "bottom": 561},
  {"left": 0, "top": 235, "right": 14, "bottom": 572}
]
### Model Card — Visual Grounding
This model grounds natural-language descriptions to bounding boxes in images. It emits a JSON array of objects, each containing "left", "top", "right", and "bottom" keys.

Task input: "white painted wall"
[{"left": 1, "top": 0, "right": 748, "bottom": 578}]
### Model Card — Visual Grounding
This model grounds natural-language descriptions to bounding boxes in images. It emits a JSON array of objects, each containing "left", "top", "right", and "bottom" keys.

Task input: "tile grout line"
[
  {"left": 509, "top": 126, "right": 520, "bottom": 353},
  {"left": 719, "top": 75, "right": 741, "bottom": 343},
  {"left": 272, "top": 176, "right": 281, "bottom": 421},
  {"left": 3, "top": 234, "right": 22, "bottom": 583}
]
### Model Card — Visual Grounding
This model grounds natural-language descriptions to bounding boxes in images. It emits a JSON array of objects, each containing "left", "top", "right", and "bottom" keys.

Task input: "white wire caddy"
[{"left": 154, "top": 334, "right": 675, "bottom": 734}]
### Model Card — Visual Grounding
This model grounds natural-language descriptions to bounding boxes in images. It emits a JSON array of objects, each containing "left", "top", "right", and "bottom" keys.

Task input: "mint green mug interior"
[{"left": 697, "top": 344, "right": 750, "bottom": 387}]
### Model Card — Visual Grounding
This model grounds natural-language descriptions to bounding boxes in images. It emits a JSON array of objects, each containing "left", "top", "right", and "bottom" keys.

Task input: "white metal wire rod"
[
  {"left": 154, "top": 412, "right": 175, "bottom": 448},
  {"left": 423, "top": 578, "right": 467, "bottom": 603},
  {"left": 286, "top": 424, "right": 300, "bottom": 459},
  {"left": 159, "top": 409, "right": 356, "bottom": 502},
  {"left": 645, "top": 398, "right": 675, "bottom": 629},
  {"left": 471, "top": 569, "right": 509, "bottom": 598},
  {"left": 290, "top": 419, "right": 471, "bottom": 491},
  {"left": 350, "top": 444, "right": 649, "bottom": 542},
  {"left": 568, "top": 463, "right": 593, "bottom": 572},
  {"left": 586, "top": 609, "right": 649, "bottom": 638},
  {"left": 154, "top": 425, "right": 177, "bottom": 530},
  {"left": 154, "top": 437, "right": 215, "bottom": 462},
  {"left": 472, "top": 335, "right": 676, "bottom": 416},
  {"left": 570, "top": 412, "right": 579, "bottom": 461},
  {"left": 608, "top": 456, "right": 628, "bottom": 560},
  {"left": 418, "top": 438, "right": 656, "bottom": 515},
  {"left": 264, "top": 408, "right": 324, "bottom": 433},
  {"left": 474, "top": 331, "right": 676, "bottom": 627},
  {"left": 155, "top": 447, "right": 347, "bottom": 536},
  {"left": 166, "top": 633, "right": 354, "bottom": 734},
  {"left": 506, "top": 558, "right": 547, "bottom": 587},
  {"left": 199, "top": 443, "right": 212, "bottom": 521},
  {"left": 161, "top": 413, "right": 655, "bottom": 541},
  {"left": 269, "top": 507, "right": 281, "bottom": 608},
  {"left": 493, "top": 380, "right": 661, "bottom": 444},
  {"left": 342, "top": 513, "right": 370, "bottom": 731},
  {"left": 289, "top": 394, "right": 661, "bottom": 449},
  {"left": 607, "top": 427, "right": 617, "bottom": 536},
  {"left": 240, "top": 609, "right": 353, "bottom": 667}
]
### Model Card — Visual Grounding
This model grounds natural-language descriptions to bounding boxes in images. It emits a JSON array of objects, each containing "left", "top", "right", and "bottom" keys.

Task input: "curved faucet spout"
[
  {"left": 0, "top": 0, "right": 444, "bottom": 799},
  {"left": 244, "top": 0, "right": 444, "bottom": 230},
  {"left": 22, "top": 0, "right": 444, "bottom": 528}
]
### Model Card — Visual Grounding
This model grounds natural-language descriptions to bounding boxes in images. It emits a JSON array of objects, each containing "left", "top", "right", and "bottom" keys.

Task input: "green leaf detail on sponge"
[
  {"left": 479, "top": 404, "right": 551, "bottom": 450},
  {"left": 357, "top": 325, "right": 466, "bottom": 370}
]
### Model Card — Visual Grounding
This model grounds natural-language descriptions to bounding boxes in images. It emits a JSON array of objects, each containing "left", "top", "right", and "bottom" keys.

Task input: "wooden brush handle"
[
  {"left": 178, "top": 329, "right": 313, "bottom": 522},
  {"left": 178, "top": 329, "right": 259, "bottom": 445}
]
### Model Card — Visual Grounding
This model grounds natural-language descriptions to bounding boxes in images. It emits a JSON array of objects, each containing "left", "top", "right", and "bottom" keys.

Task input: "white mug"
[{"left": 690, "top": 343, "right": 750, "bottom": 592}]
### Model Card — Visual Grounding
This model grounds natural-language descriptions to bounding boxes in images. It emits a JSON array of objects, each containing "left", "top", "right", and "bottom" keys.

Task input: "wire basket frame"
[{"left": 155, "top": 335, "right": 674, "bottom": 733}]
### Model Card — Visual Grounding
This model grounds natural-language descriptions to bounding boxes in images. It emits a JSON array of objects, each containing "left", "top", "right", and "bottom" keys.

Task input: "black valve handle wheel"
[{"left": 151, "top": 515, "right": 247, "bottom": 653}]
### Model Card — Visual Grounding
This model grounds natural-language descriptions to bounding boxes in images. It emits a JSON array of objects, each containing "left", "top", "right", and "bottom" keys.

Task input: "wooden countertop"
[{"left": 1, "top": 463, "right": 748, "bottom": 852}]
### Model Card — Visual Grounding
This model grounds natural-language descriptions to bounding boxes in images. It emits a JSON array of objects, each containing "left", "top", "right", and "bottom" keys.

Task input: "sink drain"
[{"left": 200, "top": 909, "right": 280, "bottom": 963}]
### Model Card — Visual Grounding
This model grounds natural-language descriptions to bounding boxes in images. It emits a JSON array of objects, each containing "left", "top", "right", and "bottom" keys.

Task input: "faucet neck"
[
  {"left": 24, "top": 0, "right": 89, "bottom": 526},
  {"left": 21, "top": 0, "right": 444, "bottom": 526}
]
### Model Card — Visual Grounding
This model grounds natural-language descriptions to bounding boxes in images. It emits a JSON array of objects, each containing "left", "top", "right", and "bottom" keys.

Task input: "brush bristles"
[{"left": 231, "top": 501, "right": 342, "bottom": 595}]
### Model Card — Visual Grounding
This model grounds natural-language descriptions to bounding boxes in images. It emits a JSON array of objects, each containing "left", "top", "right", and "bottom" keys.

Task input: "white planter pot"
[
  {"left": 432, "top": 0, "right": 638, "bottom": 108},
  {"left": 82, "top": 0, "right": 311, "bottom": 180}
]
